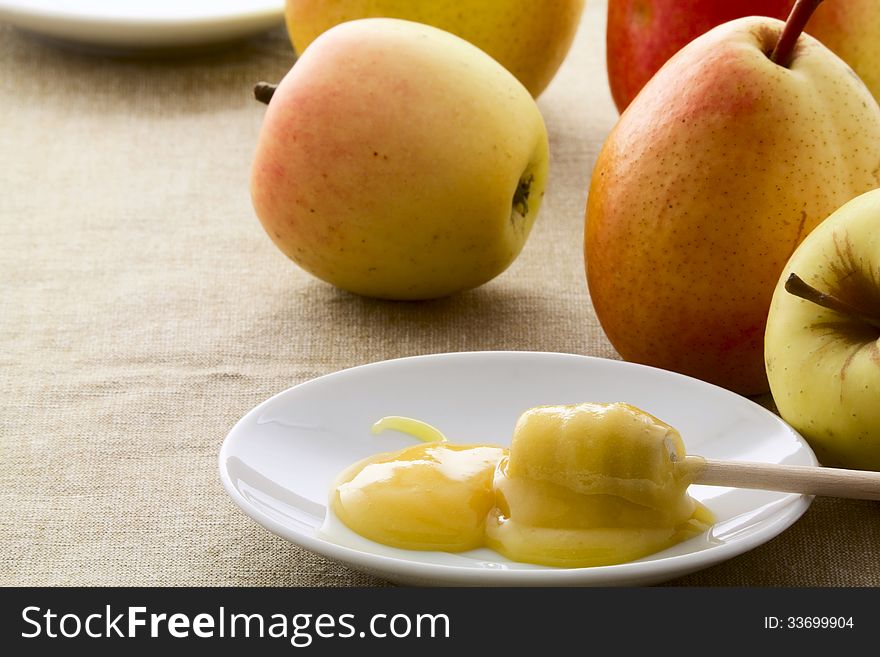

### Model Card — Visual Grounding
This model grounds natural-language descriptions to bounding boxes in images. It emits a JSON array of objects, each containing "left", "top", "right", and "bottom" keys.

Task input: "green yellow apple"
[
  {"left": 765, "top": 189, "right": 880, "bottom": 471},
  {"left": 250, "top": 19, "right": 549, "bottom": 300},
  {"left": 607, "top": 0, "right": 880, "bottom": 112},
  {"left": 284, "top": 0, "right": 586, "bottom": 97},
  {"left": 585, "top": 10, "right": 880, "bottom": 395}
]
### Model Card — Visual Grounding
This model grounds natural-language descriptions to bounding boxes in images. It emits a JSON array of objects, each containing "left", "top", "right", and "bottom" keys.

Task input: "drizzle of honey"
[{"left": 330, "top": 403, "right": 713, "bottom": 567}]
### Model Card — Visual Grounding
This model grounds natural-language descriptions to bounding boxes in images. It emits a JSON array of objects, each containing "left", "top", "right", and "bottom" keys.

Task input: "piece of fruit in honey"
[
  {"left": 332, "top": 442, "right": 506, "bottom": 552},
  {"left": 485, "top": 402, "right": 713, "bottom": 567}
]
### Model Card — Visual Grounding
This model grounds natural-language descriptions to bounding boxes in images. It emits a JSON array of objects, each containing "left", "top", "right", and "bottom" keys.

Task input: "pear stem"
[
  {"left": 785, "top": 273, "right": 880, "bottom": 329},
  {"left": 770, "top": 0, "right": 824, "bottom": 67},
  {"left": 254, "top": 82, "right": 277, "bottom": 105}
]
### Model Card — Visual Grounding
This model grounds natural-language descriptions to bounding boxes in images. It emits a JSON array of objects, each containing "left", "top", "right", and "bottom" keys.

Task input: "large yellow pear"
[
  {"left": 284, "top": 0, "right": 586, "bottom": 97},
  {"left": 585, "top": 17, "right": 880, "bottom": 395}
]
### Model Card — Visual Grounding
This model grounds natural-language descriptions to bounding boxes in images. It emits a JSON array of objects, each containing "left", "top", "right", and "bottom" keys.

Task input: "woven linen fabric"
[{"left": 1, "top": 1, "right": 878, "bottom": 587}]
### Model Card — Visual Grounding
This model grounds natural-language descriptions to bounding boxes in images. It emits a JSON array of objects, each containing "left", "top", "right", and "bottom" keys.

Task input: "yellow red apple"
[{"left": 250, "top": 19, "right": 549, "bottom": 300}]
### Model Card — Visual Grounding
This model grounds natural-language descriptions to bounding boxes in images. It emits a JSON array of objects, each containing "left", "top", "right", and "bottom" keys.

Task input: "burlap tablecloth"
[{"left": 2, "top": 1, "right": 877, "bottom": 587}]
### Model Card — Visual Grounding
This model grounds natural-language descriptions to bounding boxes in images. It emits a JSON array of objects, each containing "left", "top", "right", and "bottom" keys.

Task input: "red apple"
[
  {"left": 607, "top": 0, "right": 880, "bottom": 112},
  {"left": 607, "top": 1, "right": 792, "bottom": 111}
]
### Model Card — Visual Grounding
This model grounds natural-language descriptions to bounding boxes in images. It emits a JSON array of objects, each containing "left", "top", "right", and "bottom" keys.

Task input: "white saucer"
[
  {"left": 0, "top": 0, "right": 285, "bottom": 50},
  {"left": 219, "top": 352, "right": 815, "bottom": 586}
]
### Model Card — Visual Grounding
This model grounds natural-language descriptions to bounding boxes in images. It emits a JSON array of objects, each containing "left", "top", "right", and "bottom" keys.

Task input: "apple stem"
[
  {"left": 770, "top": 0, "right": 824, "bottom": 68},
  {"left": 512, "top": 174, "right": 533, "bottom": 220},
  {"left": 784, "top": 273, "right": 880, "bottom": 329},
  {"left": 254, "top": 82, "right": 277, "bottom": 105}
]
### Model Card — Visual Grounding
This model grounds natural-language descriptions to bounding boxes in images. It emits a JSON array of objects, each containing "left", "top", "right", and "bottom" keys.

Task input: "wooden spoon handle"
[{"left": 682, "top": 456, "right": 880, "bottom": 501}]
